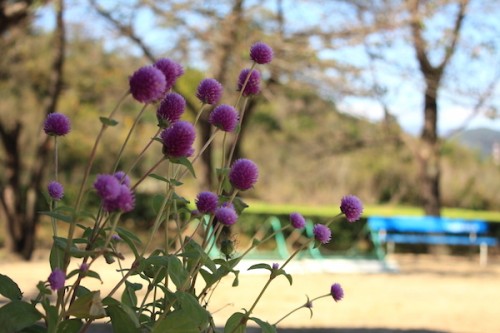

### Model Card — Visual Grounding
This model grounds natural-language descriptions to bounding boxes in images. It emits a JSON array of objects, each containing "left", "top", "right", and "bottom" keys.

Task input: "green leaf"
[
  {"left": 66, "top": 291, "right": 106, "bottom": 319},
  {"left": 107, "top": 304, "right": 139, "bottom": 333},
  {"left": 0, "top": 301, "right": 42, "bottom": 332},
  {"left": 247, "top": 263, "right": 272, "bottom": 272},
  {"left": 148, "top": 173, "right": 169, "bottom": 183},
  {"left": 249, "top": 317, "right": 276, "bottom": 333},
  {"left": 224, "top": 312, "right": 246, "bottom": 333},
  {"left": 49, "top": 241, "right": 64, "bottom": 270},
  {"left": 116, "top": 227, "right": 141, "bottom": 259},
  {"left": 151, "top": 292, "right": 209, "bottom": 333},
  {"left": 0, "top": 274, "right": 22, "bottom": 300},
  {"left": 99, "top": 116, "right": 118, "bottom": 126},
  {"left": 39, "top": 211, "right": 73, "bottom": 223},
  {"left": 166, "top": 256, "right": 189, "bottom": 290},
  {"left": 57, "top": 319, "right": 83, "bottom": 333},
  {"left": 170, "top": 157, "right": 196, "bottom": 178},
  {"left": 121, "top": 281, "right": 142, "bottom": 308},
  {"left": 19, "top": 324, "right": 46, "bottom": 333}
]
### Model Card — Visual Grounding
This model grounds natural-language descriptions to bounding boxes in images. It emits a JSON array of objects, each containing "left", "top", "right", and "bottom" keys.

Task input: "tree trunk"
[{"left": 418, "top": 83, "right": 441, "bottom": 216}]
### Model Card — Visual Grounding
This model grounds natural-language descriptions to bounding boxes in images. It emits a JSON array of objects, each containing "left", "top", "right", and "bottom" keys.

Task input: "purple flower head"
[
  {"left": 44, "top": 112, "right": 71, "bottom": 136},
  {"left": 48, "top": 268, "right": 65, "bottom": 291},
  {"left": 154, "top": 58, "right": 184, "bottom": 91},
  {"left": 237, "top": 68, "right": 261, "bottom": 96},
  {"left": 272, "top": 263, "right": 279, "bottom": 270},
  {"left": 250, "top": 42, "right": 274, "bottom": 64},
  {"left": 114, "top": 171, "right": 131, "bottom": 187},
  {"left": 157, "top": 92, "right": 186, "bottom": 128},
  {"left": 129, "top": 65, "right": 166, "bottom": 103},
  {"left": 196, "top": 78, "right": 223, "bottom": 105},
  {"left": 340, "top": 195, "right": 363, "bottom": 222},
  {"left": 48, "top": 181, "right": 64, "bottom": 201},
  {"left": 229, "top": 158, "right": 259, "bottom": 191},
  {"left": 215, "top": 206, "right": 238, "bottom": 226},
  {"left": 160, "top": 121, "right": 196, "bottom": 158},
  {"left": 196, "top": 191, "right": 218, "bottom": 214},
  {"left": 290, "top": 212, "right": 306, "bottom": 229},
  {"left": 79, "top": 263, "right": 89, "bottom": 272},
  {"left": 313, "top": 224, "right": 331, "bottom": 244},
  {"left": 103, "top": 184, "right": 135, "bottom": 213},
  {"left": 209, "top": 104, "right": 239, "bottom": 132},
  {"left": 330, "top": 283, "right": 344, "bottom": 302},
  {"left": 94, "top": 174, "right": 121, "bottom": 201},
  {"left": 111, "top": 234, "right": 122, "bottom": 242}
]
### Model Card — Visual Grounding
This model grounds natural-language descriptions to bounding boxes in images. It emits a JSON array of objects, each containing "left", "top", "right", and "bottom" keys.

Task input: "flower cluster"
[
  {"left": 94, "top": 172, "right": 135, "bottom": 212},
  {"left": 20, "top": 41, "right": 365, "bottom": 333}
]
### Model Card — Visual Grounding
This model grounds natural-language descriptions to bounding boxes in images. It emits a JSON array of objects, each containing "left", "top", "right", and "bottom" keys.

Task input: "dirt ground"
[{"left": 1, "top": 252, "right": 499, "bottom": 333}]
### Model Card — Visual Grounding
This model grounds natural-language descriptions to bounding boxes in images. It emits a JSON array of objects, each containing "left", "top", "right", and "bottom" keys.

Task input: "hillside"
[{"left": 453, "top": 127, "right": 500, "bottom": 158}]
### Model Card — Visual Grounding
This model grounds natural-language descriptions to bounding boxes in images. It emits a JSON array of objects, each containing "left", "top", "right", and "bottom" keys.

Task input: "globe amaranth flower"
[
  {"left": 237, "top": 68, "right": 261, "bottom": 96},
  {"left": 215, "top": 205, "right": 238, "bottom": 226},
  {"left": 160, "top": 120, "right": 196, "bottom": 158},
  {"left": 44, "top": 112, "right": 71, "bottom": 136},
  {"left": 196, "top": 78, "right": 223, "bottom": 105},
  {"left": 290, "top": 212, "right": 306, "bottom": 229},
  {"left": 154, "top": 58, "right": 184, "bottom": 92},
  {"left": 209, "top": 104, "right": 239, "bottom": 132},
  {"left": 250, "top": 42, "right": 273, "bottom": 64},
  {"left": 340, "top": 195, "right": 363, "bottom": 222},
  {"left": 313, "top": 224, "right": 331, "bottom": 244},
  {"left": 103, "top": 184, "right": 135, "bottom": 213},
  {"left": 330, "top": 283, "right": 344, "bottom": 302},
  {"left": 196, "top": 191, "right": 219, "bottom": 214},
  {"left": 129, "top": 65, "right": 166, "bottom": 103},
  {"left": 94, "top": 174, "right": 121, "bottom": 201},
  {"left": 47, "top": 181, "right": 64, "bottom": 201},
  {"left": 114, "top": 171, "right": 131, "bottom": 187},
  {"left": 48, "top": 268, "right": 65, "bottom": 291},
  {"left": 229, "top": 158, "right": 259, "bottom": 191},
  {"left": 157, "top": 92, "right": 186, "bottom": 128}
]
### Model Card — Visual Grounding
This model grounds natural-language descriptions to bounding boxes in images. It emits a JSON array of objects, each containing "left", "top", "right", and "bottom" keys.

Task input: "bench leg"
[
  {"left": 387, "top": 241, "right": 395, "bottom": 255},
  {"left": 479, "top": 243, "right": 488, "bottom": 267}
]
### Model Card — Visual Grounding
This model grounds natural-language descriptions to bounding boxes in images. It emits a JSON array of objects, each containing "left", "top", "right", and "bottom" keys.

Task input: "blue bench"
[{"left": 368, "top": 216, "right": 498, "bottom": 266}]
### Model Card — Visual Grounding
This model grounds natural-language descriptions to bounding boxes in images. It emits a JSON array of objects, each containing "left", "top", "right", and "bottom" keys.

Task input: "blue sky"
[{"left": 36, "top": 1, "right": 500, "bottom": 136}]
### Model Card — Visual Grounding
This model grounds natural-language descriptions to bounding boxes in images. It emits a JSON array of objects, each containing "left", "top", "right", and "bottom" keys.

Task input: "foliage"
[{"left": 0, "top": 42, "right": 359, "bottom": 332}]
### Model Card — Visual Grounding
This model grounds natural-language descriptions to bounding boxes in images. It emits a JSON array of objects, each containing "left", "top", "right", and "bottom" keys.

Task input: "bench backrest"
[{"left": 367, "top": 216, "right": 488, "bottom": 234}]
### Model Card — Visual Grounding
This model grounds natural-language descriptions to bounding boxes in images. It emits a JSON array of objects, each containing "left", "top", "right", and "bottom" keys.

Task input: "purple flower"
[
  {"left": 196, "top": 191, "right": 218, "bottom": 214},
  {"left": 209, "top": 104, "right": 238, "bottom": 132},
  {"left": 290, "top": 212, "right": 306, "bottom": 229},
  {"left": 330, "top": 283, "right": 344, "bottom": 302},
  {"left": 79, "top": 263, "right": 89, "bottom": 272},
  {"left": 160, "top": 121, "right": 196, "bottom": 158},
  {"left": 157, "top": 92, "right": 186, "bottom": 128},
  {"left": 94, "top": 174, "right": 121, "bottom": 201},
  {"left": 229, "top": 158, "right": 259, "bottom": 191},
  {"left": 196, "top": 78, "right": 223, "bottom": 105},
  {"left": 114, "top": 171, "right": 131, "bottom": 187},
  {"left": 48, "top": 268, "right": 65, "bottom": 291},
  {"left": 215, "top": 206, "right": 238, "bottom": 226},
  {"left": 272, "top": 263, "right": 279, "bottom": 270},
  {"left": 129, "top": 65, "right": 166, "bottom": 103},
  {"left": 237, "top": 68, "right": 261, "bottom": 96},
  {"left": 154, "top": 58, "right": 184, "bottom": 91},
  {"left": 103, "top": 184, "right": 135, "bottom": 213},
  {"left": 313, "top": 224, "right": 331, "bottom": 244},
  {"left": 44, "top": 112, "right": 71, "bottom": 136},
  {"left": 47, "top": 181, "right": 64, "bottom": 201},
  {"left": 111, "top": 234, "right": 122, "bottom": 242},
  {"left": 340, "top": 195, "right": 363, "bottom": 222},
  {"left": 250, "top": 42, "right": 273, "bottom": 64}
]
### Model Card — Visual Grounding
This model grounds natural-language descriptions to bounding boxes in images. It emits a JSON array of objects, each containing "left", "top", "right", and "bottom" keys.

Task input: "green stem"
[
  {"left": 112, "top": 103, "right": 149, "bottom": 172},
  {"left": 194, "top": 104, "right": 207, "bottom": 126},
  {"left": 273, "top": 293, "right": 329, "bottom": 326},
  {"left": 125, "top": 128, "right": 161, "bottom": 177}
]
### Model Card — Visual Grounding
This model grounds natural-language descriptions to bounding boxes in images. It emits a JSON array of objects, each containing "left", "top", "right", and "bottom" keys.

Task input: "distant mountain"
[{"left": 453, "top": 128, "right": 500, "bottom": 157}]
